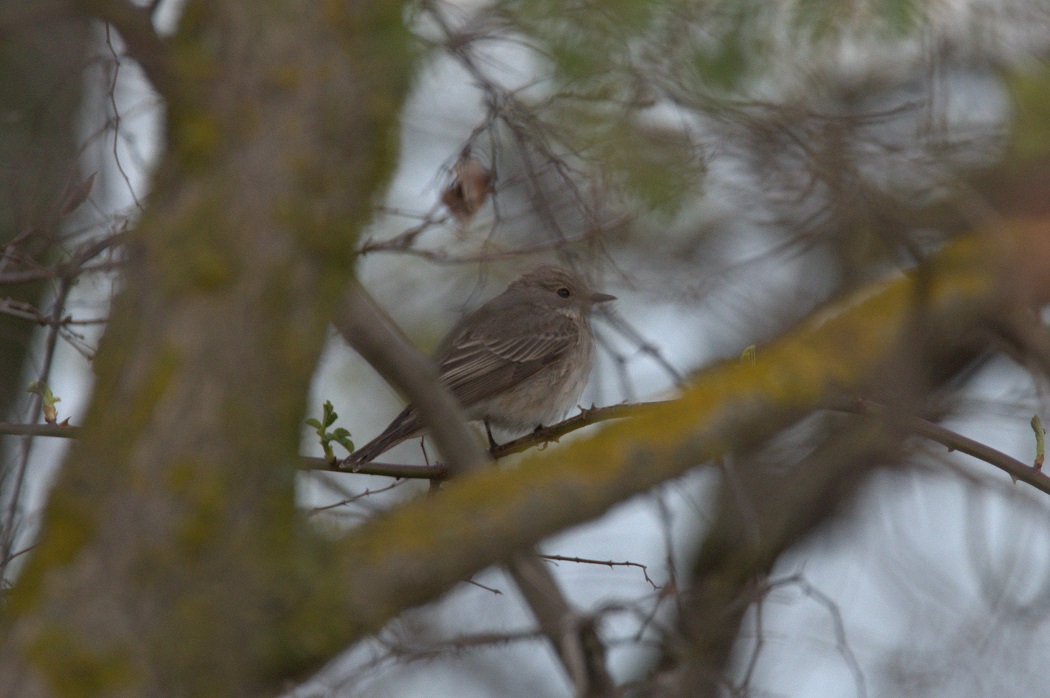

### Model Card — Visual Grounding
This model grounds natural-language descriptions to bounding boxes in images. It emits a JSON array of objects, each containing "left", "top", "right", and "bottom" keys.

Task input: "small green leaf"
[
  {"left": 308, "top": 401, "right": 354, "bottom": 461},
  {"left": 27, "top": 381, "right": 61, "bottom": 425},
  {"left": 740, "top": 345, "right": 757, "bottom": 366}
]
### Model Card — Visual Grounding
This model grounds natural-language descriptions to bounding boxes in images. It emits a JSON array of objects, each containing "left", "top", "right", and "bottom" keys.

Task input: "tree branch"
[
  {"left": 841, "top": 398, "right": 1050, "bottom": 495},
  {"left": 9, "top": 389, "right": 1048, "bottom": 500},
  {"left": 332, "top": 279, "right": 616, "bottom": 696},
  {"left": 300, "top": 456, "right": 448, "bottom": 480},
  {"left": 327, "top": 222, "right": 1050, "bottom": 653},
  {"left": 73, "top": 0, "right": 173, "bottom": 98},
  {"left": 0, "top": 423, "right": 81, "bottom": 439},
  {"left": 491, "top": 401, "right": 673, "bottom": 459},
  {"left": 333, "top": 280, "right": 489, "bottom": 472},
  {"left": 0, "top": 2, "right": 417, "bottom": 694}
]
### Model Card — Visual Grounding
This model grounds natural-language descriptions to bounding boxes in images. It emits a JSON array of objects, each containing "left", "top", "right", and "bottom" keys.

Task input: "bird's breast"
[{"left": 475, "top": 330, "right": 595, "bottom": 434}]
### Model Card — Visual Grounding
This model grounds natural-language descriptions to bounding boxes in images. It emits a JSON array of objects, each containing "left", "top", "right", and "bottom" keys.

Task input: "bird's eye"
[{"left": 557, "top": 287, "right": 571, "bottom": 298}]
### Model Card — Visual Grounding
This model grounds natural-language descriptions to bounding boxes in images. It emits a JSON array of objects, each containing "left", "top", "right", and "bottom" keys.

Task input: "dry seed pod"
[{"left": 441, "top": 157, "right": 493, "bottom": 222}]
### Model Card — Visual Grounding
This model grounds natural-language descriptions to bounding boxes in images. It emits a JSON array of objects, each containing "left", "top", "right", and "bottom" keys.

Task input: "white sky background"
[{"left": 12, "top": 1, "right": 1050, "bottom": 696}]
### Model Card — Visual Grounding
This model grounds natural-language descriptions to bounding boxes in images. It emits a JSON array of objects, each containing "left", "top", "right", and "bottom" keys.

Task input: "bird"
[{"left": 344, "top": 265, "right": 615, "bottom": 467}]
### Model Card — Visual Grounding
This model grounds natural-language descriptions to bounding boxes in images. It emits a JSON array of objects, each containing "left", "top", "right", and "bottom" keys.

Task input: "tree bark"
[{"left": 0, "top": 2, "right": 412, "bottom": 695}]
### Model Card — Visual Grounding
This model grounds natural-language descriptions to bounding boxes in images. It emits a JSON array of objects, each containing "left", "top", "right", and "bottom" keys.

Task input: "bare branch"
[
  {"left": 842, "top": 398, "right": 1050, "bottom": 497},
  {"left": 333, "top": 278, "right": 617, "bottom": 695},
  {"left": 0, "top": 423, "right": 81, "bottom": 439},
  {"left": 541, "top": 553, "right": 659, "bottom": 590},
  {"left": 300, "top": 456, "right": 448, "bottom": 481},
  {"left": 74, "top": 0, "right": 173, "bottom": 97},
  {"left": 0, "top": 276, "right": 73, "bottom": 582},
  {"left": 492, "top": 401, "right": 673, "bottom": 459}
]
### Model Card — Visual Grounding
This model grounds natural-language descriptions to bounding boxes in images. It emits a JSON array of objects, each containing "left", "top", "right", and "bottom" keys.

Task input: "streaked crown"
[{"left": 506, "top": 265, "right": 616, "bottom": 307}]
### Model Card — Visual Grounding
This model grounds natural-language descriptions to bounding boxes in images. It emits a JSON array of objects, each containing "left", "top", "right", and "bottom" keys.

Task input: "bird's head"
[{"left": 508, "top": 265, "right": 616, "bottom": 310}]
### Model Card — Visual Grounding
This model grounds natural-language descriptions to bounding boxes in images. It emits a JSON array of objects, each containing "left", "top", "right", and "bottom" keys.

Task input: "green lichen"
[
  {"left": 27, "top": 626, "right": 134, "bottom": 697},
  {"left": 167, "top": 459, "right": 227, "bottom": 556},
  {"left": 1006, "top": 66, "right": 1050, "bottom": 160},
  {"left": 171, "top": 112, "right": 224, "bottom": 173},
  {"left": 155, "top": 193, "right": 238, "bottom": 294}
]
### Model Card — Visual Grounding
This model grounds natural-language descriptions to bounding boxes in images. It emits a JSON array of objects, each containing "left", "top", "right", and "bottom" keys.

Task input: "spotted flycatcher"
[{"left": 345, "top": 265, "right": 615, "bottom": 466}]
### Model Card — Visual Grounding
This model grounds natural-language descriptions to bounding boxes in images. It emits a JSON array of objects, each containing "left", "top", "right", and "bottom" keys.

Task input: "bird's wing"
[{"left": 437, "top": 308, "right": 578, "bottom": 407}]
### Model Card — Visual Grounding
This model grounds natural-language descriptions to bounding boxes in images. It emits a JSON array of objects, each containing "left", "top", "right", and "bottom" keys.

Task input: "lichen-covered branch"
[{"left": 326, "top": 221, "right": 1050, "bottom": 646}]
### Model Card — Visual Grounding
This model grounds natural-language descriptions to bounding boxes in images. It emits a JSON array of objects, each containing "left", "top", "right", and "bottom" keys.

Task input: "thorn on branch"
[
  {"left": 59, "top": 171, "right": 96, "bottom": 218},
  {"left": 1032, "top": 414, "right": 1045, "bottom": 471}
]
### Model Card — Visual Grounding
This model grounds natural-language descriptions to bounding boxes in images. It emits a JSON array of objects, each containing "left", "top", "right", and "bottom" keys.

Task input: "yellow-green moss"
[
  {"left": 165, "top": 460, "right": 225, "bottom": 556},
  {"left": 27, "top": 626, "right": 134, "bottom": 698},
  {"left": 123, "top": 349, "right": 183, "bottom": 437},
  {"left": 157, "top": 193, "right": 237, "bottom": 294},
  {"left": 171, "top": 111, "right": 224, "bottom": 173},
  {"left": 1007, "top": 66, "right": 1050, "bottom": 160},
  {"left": 5, "top": 491, "right": 94, "bottom": 615},
  {"left": 10, "top": 348, "right": 182, "bottom": 613},
  {"left": 269, "top": 62, "right": 301, "bottom": 91}
]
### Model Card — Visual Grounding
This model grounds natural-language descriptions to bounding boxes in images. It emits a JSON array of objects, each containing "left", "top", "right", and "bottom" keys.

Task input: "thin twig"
[
  {"left": 307, "top": 480, "right": 409, "bottom": 516},
  {"left": 491, "top": 401, "right": 673, "bottom": 459},
  {"left": 104, "top": 24, "right": 143, "bottom": 211},
  {"left": 0, "top": 277, "right": 73, "bottom": 582},
  {"left": 841, "top": 398, "right": 1050, "bottom": 497},
  {"left": 0, "top": 423, "right": 81, "bottom": 439},
  {"left": 541, "top": 553, "right": 659, "bottom": 590}
]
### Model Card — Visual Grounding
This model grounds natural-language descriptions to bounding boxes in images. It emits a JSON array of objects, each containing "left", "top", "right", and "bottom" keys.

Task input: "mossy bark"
[{"left": 0, "top": 2, "right": 412, "bottom": 695}]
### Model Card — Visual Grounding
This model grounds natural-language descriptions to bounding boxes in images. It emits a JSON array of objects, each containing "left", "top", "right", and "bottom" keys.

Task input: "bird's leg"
[
  {"left": 420, "top": 437, "right": 443, "bottom": 494},
  {"left": 485, "top": 420, "right": 500, "bottom": 451},
  {"left": 534, "top": 424, "right": 544, "bottom": 433}
]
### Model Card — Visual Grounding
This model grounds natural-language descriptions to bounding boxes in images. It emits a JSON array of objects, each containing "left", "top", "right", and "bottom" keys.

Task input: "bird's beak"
[{"left": 589, "top": 291, "right": 617, "bottom": 304}]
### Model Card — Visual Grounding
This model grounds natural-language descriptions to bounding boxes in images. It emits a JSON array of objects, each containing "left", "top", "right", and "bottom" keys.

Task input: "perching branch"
[
  {"left": 491, "top": 401, "right": 674, "bottom": 459},
  {"left": 9, "top": 392, "right": 1050, "bottom": 499},
  {"left": 300, "top": 456, "right": 448, "bottom": 480},
  {"left": 332, "top": 279, "right": 617, "bottom": 696},
  {"left": 327, "top": 222, "right": 1050, "bottom": 657}
]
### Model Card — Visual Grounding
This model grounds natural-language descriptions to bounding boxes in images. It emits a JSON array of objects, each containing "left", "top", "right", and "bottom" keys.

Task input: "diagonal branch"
[
  {"left": 333, "top": 280, "right": 488, "bottom": 471},
  {"left": 332, "top": 280, "right": 617, "bottom": 696},
  {"left": 840, "top": 398, "right": 1050, "bottom": 495},
  {"left": 73, "top": 0, "right": 173, "bottom": 98},
  {"left": 327, "top": 221, "right": 1050, "bottom": 654}
]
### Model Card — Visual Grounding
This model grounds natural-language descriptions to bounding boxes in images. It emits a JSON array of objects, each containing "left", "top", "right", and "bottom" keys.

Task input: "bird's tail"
[{"left": 343, "top": 406, "right": 420, "bottom": 469}]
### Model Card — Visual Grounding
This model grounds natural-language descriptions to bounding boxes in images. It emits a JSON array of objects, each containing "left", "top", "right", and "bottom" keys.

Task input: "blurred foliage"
[
  {"left": 792, "top": 0, "right": 922, "bottom": 41},
  {"left": 1007, "top": 65, "right": 1050, "bottom": 159},
  {"left": 493, "top": 0, "right": 939, "bottom": 219}
]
